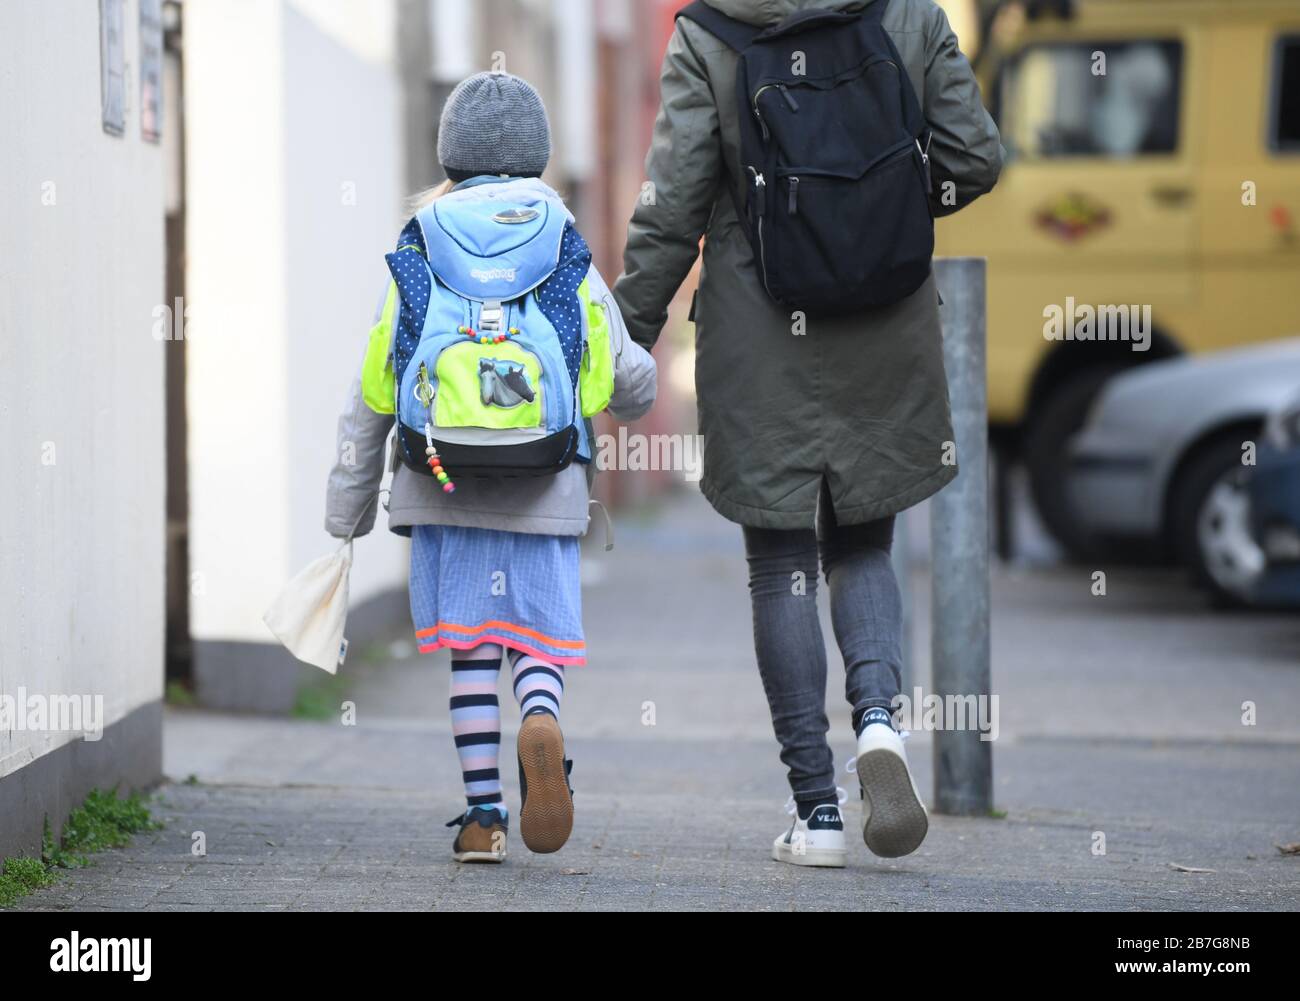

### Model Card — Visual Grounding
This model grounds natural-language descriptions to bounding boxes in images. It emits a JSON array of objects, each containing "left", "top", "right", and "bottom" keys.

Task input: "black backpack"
[{"left": 677, "top": 0, "right": 934, "bottom": 315}]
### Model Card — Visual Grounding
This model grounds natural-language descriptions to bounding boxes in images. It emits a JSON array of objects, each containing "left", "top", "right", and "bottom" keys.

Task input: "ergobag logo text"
[{"left": 678, "top": 0, "right": 935, "bottom": 315}]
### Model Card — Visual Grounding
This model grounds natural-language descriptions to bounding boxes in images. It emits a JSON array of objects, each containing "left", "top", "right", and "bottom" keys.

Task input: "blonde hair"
[{"left": 409, "top": 178, "right": 454, "bottom": 212}]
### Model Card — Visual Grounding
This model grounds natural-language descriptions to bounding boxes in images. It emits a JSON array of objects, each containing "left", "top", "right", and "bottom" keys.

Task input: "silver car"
[{"left": 1068, "top": 338, "right": 1300, "bottom": 602}]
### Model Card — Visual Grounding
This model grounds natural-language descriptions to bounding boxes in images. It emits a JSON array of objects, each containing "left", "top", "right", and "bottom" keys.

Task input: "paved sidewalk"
[
  {"left": 16, "top": 732, "right": 1300, "bottom": 911},
  {"left": 15, "top": 490, "right": 1300, "bottom": 911}
]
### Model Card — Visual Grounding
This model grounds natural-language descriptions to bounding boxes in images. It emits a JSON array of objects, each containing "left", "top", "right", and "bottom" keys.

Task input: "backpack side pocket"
[
  {"left": 361, "top": 281, "right": 399, "bottom": 415},
  {"left": 579, "top": 279, "right": 615, "bottom": 418}
]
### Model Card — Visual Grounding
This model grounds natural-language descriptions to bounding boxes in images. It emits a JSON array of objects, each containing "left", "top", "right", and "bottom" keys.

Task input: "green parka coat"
[{"left": 613, "top": 0, "right": 1003, "bottom": 528}]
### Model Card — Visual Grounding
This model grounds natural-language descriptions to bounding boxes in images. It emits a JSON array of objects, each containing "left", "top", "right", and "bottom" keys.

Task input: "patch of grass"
[
  {"left": 41, "top": 817, "right": 71, "bottom": 869},
  {"left": 165, "top": 680, "right": 197, "bottom": 707},
  {"left": 57, "top": 789, "right": 161, "bottom": 860},
  {"left": 988, "top": 808, "right": 1008, "bottom": 820},
  {"left": 293, "top": 672, "right": 349, "bottom": 721},
  {"left": 0, "top": 857, "right": 57, "bottom": 908},
  {"left": 0, "top": 788, "right": 161, "bottom": 909}
]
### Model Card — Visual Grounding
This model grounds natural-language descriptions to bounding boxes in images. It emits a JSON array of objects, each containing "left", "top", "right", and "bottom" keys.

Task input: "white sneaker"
[
  {"left": 771, "top": 789, "right": 848, "bottom": 868},
  {"left": 850, "top": 722, "right": 928, "bottom": 858}
]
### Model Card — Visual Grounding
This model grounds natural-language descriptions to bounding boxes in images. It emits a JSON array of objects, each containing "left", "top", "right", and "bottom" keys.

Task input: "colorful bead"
[{"left": 443, "top": 483, "right": 456, "bottom": 494}]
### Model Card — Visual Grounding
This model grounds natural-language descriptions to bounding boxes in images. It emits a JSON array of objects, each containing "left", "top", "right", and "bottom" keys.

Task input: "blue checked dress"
[{"left": 409, "top": 525, "right": 585, "bottom": 666}]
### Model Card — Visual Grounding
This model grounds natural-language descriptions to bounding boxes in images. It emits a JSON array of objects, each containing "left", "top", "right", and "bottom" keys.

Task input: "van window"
[
  {"left": 1272, "top": 36, "right": 1300, "bottom": 151},
  {"left": 1001, "top": 41, "right": 1183, "bottom": 159}
]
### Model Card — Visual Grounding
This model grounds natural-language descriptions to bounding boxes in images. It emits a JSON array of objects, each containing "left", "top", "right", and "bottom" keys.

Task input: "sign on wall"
[
  {"left": 100, "top": 0, "right": 125, "bottom": 136},
  {"left": 140, "top": 0, "right": 163, "bottom": 143}
]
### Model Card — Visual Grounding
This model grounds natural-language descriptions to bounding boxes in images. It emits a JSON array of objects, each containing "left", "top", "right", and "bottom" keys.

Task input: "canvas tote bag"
[{"left": 262, "top": 494, "right": 379, "bottom": 674}]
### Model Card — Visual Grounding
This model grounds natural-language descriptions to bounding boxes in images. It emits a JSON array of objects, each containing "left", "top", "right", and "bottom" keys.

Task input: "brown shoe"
[
  {"left": 447, "top": 806, "right": 508, "bottom": 863},
  {"left": 517, "top": 711, "right": 574, "bottom": 854}
]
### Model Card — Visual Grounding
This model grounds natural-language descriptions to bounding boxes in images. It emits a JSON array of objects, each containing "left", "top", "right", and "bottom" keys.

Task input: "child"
[{"left": 325, "top": 72, "right": 657, "bottom": 862}]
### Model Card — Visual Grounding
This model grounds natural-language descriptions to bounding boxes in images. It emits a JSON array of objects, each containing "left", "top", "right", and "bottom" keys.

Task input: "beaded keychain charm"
[{"left": 425, "top": 431, "right": 455, "bottom": 494}]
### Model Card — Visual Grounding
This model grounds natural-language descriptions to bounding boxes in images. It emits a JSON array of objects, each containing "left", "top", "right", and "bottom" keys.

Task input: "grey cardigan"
[{"left": 325, "top": 180, "right": 657, "bottom": 540}]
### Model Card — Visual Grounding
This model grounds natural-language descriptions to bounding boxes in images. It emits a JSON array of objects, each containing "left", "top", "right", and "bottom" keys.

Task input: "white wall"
[
  {"left": 185, "top": 0, "right": 408, "bottom": 647},
  {"left": 0, "top": 0, "right": 166, "bottom": 778}
]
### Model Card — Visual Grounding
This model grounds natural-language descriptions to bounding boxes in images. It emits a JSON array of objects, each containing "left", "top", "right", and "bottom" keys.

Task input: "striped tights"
[{"left": 448, "top": 644, "right": 565, "bottom": 809}]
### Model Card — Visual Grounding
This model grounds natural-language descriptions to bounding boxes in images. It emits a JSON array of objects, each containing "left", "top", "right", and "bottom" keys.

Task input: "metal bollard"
[{"left": 929, "top": 258, "right": 992, "bottom": 816}]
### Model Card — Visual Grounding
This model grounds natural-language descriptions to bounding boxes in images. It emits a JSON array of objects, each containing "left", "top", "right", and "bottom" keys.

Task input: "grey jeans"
[{"left": 742, "top": 491, "right": 902, "bottom": 804}]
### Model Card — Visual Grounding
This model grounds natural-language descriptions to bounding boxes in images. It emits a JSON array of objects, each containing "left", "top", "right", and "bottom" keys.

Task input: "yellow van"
[{"left": 935, "top": 0, "right": 1300, "bottom": 554}]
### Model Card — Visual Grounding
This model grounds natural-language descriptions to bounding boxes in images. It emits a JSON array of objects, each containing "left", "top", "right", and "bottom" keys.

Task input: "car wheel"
[
  {"left": 1170, "top": 435, "right": 1266, "bottom": 605},
  {"left": 1024, "top": 367, "right": 1123, "bottom": 561}
]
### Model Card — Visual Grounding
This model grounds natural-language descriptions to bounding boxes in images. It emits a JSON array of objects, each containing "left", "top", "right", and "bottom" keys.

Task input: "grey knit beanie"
[{"left": 437, "top": 72, "right": 552, "bottom": 180}]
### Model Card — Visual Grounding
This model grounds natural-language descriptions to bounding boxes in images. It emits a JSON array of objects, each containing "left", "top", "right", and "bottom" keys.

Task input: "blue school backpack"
[
  {"left": 368, "top": 182, "right": 614, "bottom": 490},
  {"left": 677, "top": 0, "right": 935, "bottom": 315}
]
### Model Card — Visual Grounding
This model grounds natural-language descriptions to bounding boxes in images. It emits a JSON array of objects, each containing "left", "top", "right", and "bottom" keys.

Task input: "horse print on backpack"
[
  {"left": 480, "top": 358, "right": 536, "bottom": 409},
  {"left": 678, "top": 0, "right": 935, "bottom": 315}
]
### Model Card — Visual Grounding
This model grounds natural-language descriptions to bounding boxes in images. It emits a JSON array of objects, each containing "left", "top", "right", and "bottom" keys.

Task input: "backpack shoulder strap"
[{"left": 676, "top": 1, "right": 762, "bottom": 52}]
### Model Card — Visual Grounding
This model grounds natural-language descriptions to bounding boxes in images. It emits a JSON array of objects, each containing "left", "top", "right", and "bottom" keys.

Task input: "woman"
[{"left": 612, "top": 0, "right": 1002, "bottom": 866}]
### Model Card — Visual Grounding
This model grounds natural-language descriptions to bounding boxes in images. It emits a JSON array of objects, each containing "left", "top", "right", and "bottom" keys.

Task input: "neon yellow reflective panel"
[
  {"left": 361, "top": 281, "right": 398, "bottom": 415},
  {"left": 434, "top": 341, "right": 544, "bottom": 430},
  {"left": 578, "top": 279, "right": 615, "bottom": 418}
]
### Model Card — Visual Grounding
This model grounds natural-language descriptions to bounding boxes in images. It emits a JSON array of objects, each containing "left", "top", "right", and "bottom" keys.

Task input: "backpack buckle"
[{"left": 479, "top": 301, "right": 504, "bottom": 335}]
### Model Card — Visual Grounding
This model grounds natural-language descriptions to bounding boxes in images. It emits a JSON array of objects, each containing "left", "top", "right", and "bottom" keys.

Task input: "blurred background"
[{"left": 2, "top": 0, "right": 1298, "bottom": 891}]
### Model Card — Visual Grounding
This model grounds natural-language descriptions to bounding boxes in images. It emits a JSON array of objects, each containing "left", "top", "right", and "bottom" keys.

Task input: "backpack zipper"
[
  {"left": 754, "top": 53, "right": 901, "bottom": 128},
  {"left": 757, "top": 57, "right": 905, "bottom": 133},
  {"left": 747, "top": 166, "right": 774, "bottom": 297},
  {"left": 751, "top": 83, "right": 800, "bottom": 140},
  {"left": 753, "top": 83, "right": 799, "bottom": 114},
  {"left": 753, "top": 100, "right": 770, "bottom": 141},
  {"left": 776, "top": 139, "right": 919, "bottom": 218},
  {"left": 748, "top": 165, "right": 767, "bottom": 215},
  {"left": 777, "top": 139, "right": 917, "bottom": 184}
]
